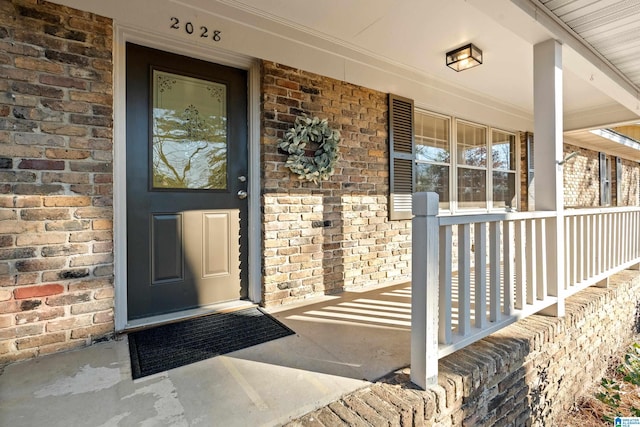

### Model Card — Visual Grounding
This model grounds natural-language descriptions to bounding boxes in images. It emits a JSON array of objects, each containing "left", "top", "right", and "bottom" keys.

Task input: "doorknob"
[{"left": 237, "top": 190, "right": 248, "bottom": 199}]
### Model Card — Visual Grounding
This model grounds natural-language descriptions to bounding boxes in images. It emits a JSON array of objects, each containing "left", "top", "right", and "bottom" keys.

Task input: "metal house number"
[{"left": 169, "top": 17, "right": 221, "bottom": 42}]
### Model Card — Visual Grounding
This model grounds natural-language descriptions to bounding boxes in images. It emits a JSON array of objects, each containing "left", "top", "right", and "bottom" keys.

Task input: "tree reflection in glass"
[{"left": 152, "top": 70, "right": 227, "bottom": 190}]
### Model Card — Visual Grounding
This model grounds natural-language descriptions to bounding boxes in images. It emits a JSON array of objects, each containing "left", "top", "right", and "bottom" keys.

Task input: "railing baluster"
[
  {"left": 526, "top": 219, "right": 536, "bottom": 305},
  {"left": 608, "top": 213, "right": 614, "bottom": 270},
  {"left": 614, "top": 213, "right": 619, "bottom": 266},
  {"left": 621, "top": 212, "right": 625, "bottom": 263},
  {"left": 566, "top": 216, "right": 572, "bottom": 289},
  {"left": 592, "top": 214, "right": 598, "bottom": 277},
  {"left": 576, "top": 215, "right": 584, "bottom": 284},
  {"left": 459, "top": 223, "right": 471, "bottom": 336},
  {"left": 624, "top": 212, "right": 629, "bottom": 262},
  {"left": 489, "top": 221, "right": 501, "bottom": 322},
  {"left": 514, "top": 220, "right": 526, "bottom": 310},
  {"left": 503, "top": 221, "right": 514, "bottom": 316},
  {"left": 536, "top": 218, "right": 548, "bottom": 300},
  {"left": 439, "top": 225, "right": 452, "bottom": 344},
  {"left": 474, "top": 222, "right": 487, "bottom": 329},
  {"left": 595, "top": 215, "right": 603, "bottom": 274}
]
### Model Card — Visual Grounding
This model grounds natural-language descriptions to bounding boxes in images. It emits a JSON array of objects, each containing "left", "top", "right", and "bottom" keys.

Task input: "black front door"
[{"left": 126, "top": 43, "right": 248, "bottom": 320}]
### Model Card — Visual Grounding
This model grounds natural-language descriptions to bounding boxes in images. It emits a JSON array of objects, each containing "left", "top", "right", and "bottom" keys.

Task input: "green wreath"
[{"left": 277, "top": 115, "right": 340, "bottom": 184}]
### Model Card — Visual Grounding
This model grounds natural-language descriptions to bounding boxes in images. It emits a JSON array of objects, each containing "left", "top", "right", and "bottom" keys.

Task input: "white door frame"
[{"left": 113, "top": 23, "right": 262, "bottom": 331}]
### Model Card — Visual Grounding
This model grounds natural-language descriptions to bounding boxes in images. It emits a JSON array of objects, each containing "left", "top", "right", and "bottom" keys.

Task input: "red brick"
[
  {"left": 43, "top": 196, "right": 91, "bottom": 207},
  {"left": 16, "top": 273, "right": 40, "bottom": 286},
  {"left": 15, "top": 258, "right": 66, "bottom": 272},
  {"left": 67, "top": 278, "right": 112, "bottom": 292},
  {"left": 13, "top": 196, "right": 43, "bottom": 208},
  {"left": 70, "top": 323, "right": 112, "bottom": 339},
  {"left": 40, "top": 123, "right": 88, "bottom": 136},
  {"left": 71, "top": 299, "right": 113, "bottom": 315},
  {"left": 14, "top": 56, "right": 64, "bottom": 74},
  {"left": 45, "top": 148, "right": 91, "bottom": 160},
  {"left": 93, "top": 310, "right": 113, "bottom": 324},
  {"left": 16, "top": 332, "right": 65, "bottom": 350},
  {"left": 15, "top": 307, "right": 65, "bottom": 324},
  {"left": 39, "top": 74, "right": 87, "bottom": 90},
  {"left": 21, "top": 208, "right": 69, "bottom": 220},
  {"left": 14, "top": 284, "right": 64, "bottom": 299},
  {"left": 92, "top": 219, "right": 112, "bottom": 230},
  {"left": 46, "top": 315, "right": 92, "bottom": 332},
  {"left": 18, "top": 159, "right": 65, "bottom": 170},
  {"left": 0, "top": 323, "right": 43, "bottom": 340},
  {"left": 0, "top": 314, "right": 13, "bottom": 328}
]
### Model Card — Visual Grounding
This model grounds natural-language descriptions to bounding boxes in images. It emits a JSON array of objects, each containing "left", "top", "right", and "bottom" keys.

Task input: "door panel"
[
  {"left": 151, "top": 213, "right": 183, "bottom": 284},
  {"left": 126, "top": 43, "right": 248, "bottom": 320},
  {"left": 184, "top": 209, "right": 240, "bottom": 303}
]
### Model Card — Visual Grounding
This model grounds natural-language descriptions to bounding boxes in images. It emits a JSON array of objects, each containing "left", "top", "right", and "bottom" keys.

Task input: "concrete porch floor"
[{"left": 0, "top": 282, "right": 411, "bottom": 427}]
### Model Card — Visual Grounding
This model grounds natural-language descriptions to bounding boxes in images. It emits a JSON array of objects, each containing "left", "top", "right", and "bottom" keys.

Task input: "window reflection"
[{"left": 152, "top": 70, "right": 228, "bottom": 190}]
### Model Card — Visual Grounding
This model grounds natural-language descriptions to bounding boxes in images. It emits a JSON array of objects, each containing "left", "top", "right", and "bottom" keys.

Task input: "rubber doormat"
[{"left": 128, "top": 307, "right": 295, "bottom": 379}]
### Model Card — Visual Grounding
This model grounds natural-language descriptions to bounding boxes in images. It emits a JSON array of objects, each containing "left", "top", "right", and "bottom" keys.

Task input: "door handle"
[{"left": 237, "top": 190, "right": 248, "bottom": 200}]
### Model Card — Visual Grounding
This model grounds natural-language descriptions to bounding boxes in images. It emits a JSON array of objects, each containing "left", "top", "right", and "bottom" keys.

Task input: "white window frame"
[
  {"left": 414, "top": 108, "right": 519, "bottom": 214},
  {"left": 414, "top": 110, "right": 452, "bottom": 210}
]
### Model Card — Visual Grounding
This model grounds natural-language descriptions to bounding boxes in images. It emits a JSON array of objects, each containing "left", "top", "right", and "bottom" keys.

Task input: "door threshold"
[{"left": 122, "top": 300, "right": 256, "bottom": 332}]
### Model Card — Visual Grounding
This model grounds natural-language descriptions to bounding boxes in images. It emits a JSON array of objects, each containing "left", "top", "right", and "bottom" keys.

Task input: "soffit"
[
  {"left": 539, "top": 0, "right": 640, "bottom": 92},
  {"left": 535, "top": 0, "right": 640, "bottom": 160}
]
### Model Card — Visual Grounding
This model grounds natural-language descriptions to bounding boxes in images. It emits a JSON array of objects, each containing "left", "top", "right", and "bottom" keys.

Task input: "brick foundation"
[
  {"left": 288, "top": 268, "right": 640, "bottom": 426},
  {"left": 0, "top": 0, "right": 114, "bottom": 365},
  {"left": 261, "top": 61, "right": 412, "bottom": 306}
]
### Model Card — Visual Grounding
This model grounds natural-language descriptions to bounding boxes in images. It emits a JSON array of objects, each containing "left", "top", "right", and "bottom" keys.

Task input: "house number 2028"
[{"left": 169, "top": 17, "right": 221, "bottom": 42}]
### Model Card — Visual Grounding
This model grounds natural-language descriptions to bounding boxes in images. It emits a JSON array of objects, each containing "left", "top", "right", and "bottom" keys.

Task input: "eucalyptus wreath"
[{"left": 277, "top": 115, "right": 340, "bottom": 183}]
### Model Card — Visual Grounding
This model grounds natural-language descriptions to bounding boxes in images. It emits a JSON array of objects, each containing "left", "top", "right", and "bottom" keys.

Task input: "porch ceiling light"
[{"left": 446, "top": 43, "right": 483, "bottom": 72}]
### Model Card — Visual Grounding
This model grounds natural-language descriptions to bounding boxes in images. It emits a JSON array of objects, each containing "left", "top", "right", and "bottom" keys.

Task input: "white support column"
[
  {"left": 534, "top": 39, "right": 565, "bottom": 317},
  {"left": 411, "top": 192, "right": 440, "bottom": 389}
]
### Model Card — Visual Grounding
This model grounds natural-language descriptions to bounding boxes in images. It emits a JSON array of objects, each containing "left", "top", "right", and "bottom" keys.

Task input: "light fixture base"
[{"left": 446, "top": 43, "right": 483, "bottom": 72}]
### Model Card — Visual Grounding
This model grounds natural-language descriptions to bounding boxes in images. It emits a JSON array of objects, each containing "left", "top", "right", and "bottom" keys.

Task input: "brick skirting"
[{"left": 287, "top": 268, "right": 640, "bottom": 426}]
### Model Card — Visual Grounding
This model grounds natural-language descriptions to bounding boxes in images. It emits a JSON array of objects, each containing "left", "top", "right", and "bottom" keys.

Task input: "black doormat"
[{"left": 127, "top": 307, "right": 295, "bottom": 379}]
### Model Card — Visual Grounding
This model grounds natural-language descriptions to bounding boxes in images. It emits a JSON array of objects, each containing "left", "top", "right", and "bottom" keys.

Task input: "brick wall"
[
  {"left": 562, "top": 143, "right": 601, "bottom": 208},
  {"left": 260, "top": 61, "right": 411, "bottom": 306},
  {"left": 521, "top": 138, "right": 639, "bottom": 210},
  {"left": 0, "top": 0, "right": 113, "bottom": 364},
  {"left": 619, "top": 157, "right": 640, "bottom": 206}
]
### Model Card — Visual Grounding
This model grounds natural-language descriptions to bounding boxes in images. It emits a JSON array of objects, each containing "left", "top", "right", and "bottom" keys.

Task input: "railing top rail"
[
  {"left": 437, "top": 210, "right": 556, "bottom": 226},
  {"left": 564, "top": 206, "right": 640, "bottom": 217}
]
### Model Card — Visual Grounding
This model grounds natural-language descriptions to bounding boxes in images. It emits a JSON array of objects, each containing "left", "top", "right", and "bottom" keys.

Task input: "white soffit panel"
[{"left": 539, "top": 0, "right": 640, "bottom": 96}]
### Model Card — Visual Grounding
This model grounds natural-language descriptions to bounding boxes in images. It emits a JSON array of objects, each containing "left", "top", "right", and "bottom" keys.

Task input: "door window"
[{"left": 152, "top": 70, "right": 227, "bottom": 190}]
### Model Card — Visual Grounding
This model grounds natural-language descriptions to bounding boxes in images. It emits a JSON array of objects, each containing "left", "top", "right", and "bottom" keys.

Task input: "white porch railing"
[{"left": 411, "top": 192, "right": 640, "bottom": 389}]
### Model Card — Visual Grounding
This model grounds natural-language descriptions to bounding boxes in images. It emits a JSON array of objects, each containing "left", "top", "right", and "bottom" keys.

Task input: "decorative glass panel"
[
  {"left": 458, "top": 168, "right": 486, "bottom": 208},
  {"left": 416, "top": 163, "right": 450, "bottom": 208},
  {"left": 152, "top": 70, "right": 227, "bottom": 189},
  {"left": 492, "top": 130, "right": 516, "bottom": 171},
  {"left": 457, "top": 122, "right": 486, "bottom": 167},
  {"left": 492, "top": 171, "right": 516, "bottom": 208}
]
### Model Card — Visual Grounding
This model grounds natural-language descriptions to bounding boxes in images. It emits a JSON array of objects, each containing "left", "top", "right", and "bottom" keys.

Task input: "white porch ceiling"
[
  {"left": 220, "top": 0, "right": 640, "bottom": 159},
  {"left": 47, "top": 0, "right": 640, "bottom": 159}
]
